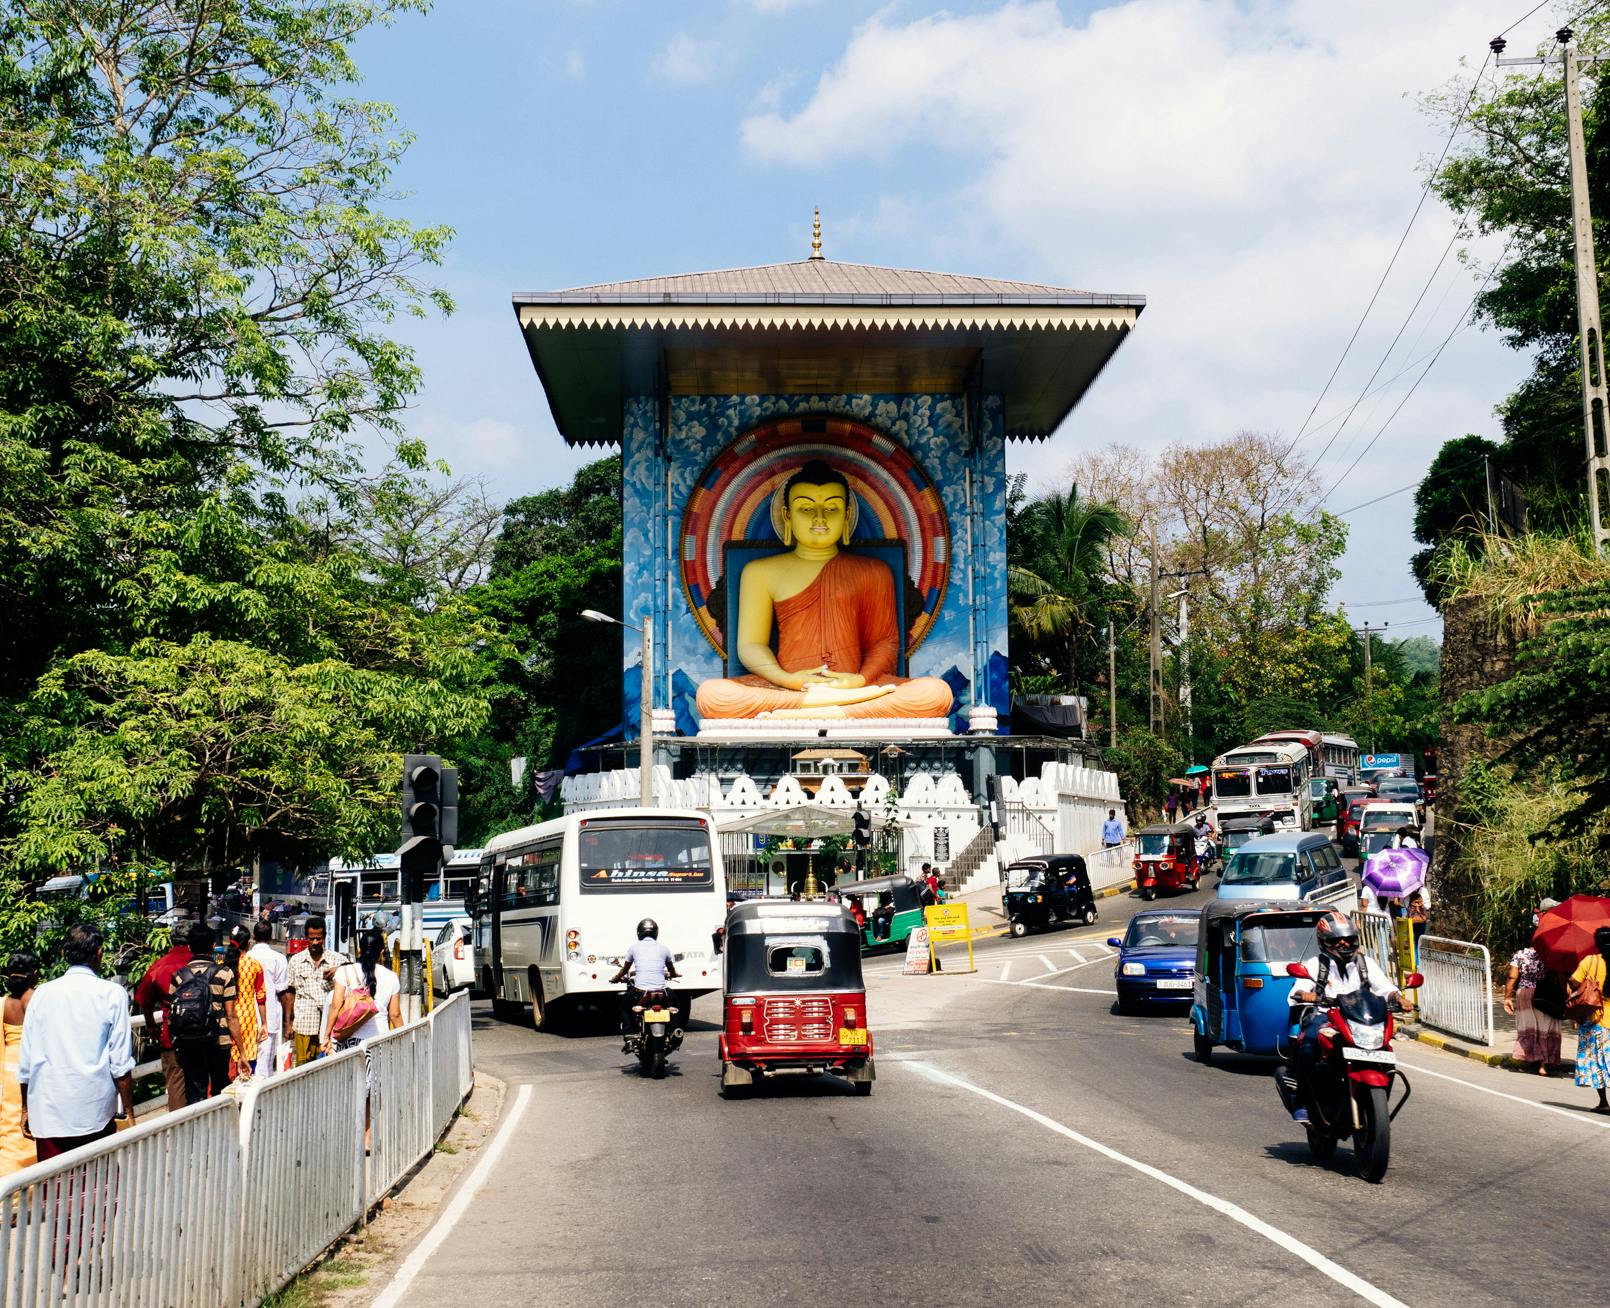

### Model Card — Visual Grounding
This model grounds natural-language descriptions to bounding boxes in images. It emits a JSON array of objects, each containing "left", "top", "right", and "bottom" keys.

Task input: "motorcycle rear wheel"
[
  {"left": 649, "top": 1046, "right": 667, "bottom": 1080},
  {"left": 1354, "top": 1084, "right": 1391, "bottom": 1182}
]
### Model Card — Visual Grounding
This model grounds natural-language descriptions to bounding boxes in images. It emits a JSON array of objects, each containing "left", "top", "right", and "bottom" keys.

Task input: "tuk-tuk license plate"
[
  {"left": 839, "top": 1028, "right": 868, "bottom": 1046},
  {"left": 1342, "top": 1048, "right": 1396, "bottom": 1065},
  {"left": 1154, "top": 978, "right": 1192, "bottom": 990}
]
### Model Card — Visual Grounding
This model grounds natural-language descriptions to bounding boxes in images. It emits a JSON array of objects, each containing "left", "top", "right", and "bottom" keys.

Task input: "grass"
[
  {"left": 433, "top": 1140, "right": 459, "bottom": 1155},
  {"left": 1434, "top": 524, "right": 1610, "bottom": 637},
  {"left": 258, "top": 1254, "right": 369, "bottom": 1307}
]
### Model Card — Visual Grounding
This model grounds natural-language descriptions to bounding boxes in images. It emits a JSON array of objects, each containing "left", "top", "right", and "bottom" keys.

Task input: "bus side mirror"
[
  {"left": 462, "top": 883, "right": 480, "bottom": 915},
  {"left": 1285, "top": 962, "right": 1311, "bottom": 980}
]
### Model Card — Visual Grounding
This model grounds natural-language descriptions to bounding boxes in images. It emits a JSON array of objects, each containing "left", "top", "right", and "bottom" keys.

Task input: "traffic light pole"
[{"left": 399, "top": 755, "right": 457, "bottom": 1023}]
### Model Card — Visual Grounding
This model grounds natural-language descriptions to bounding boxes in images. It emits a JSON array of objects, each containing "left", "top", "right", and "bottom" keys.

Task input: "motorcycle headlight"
[
  {"left": 1122, "top": 962, "right": 1145, "bottom": 977},
  {"left": 1352, "top": 1022, "right": 1385, "bottom": 1051}
]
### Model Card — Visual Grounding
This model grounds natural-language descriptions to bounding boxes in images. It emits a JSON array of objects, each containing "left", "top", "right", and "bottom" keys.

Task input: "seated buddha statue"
[{"left": 695, "top": 460, "right": 954, "bottom": 722}]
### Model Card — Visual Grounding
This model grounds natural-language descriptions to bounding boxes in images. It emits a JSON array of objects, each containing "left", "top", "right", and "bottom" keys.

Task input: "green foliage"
[
  {"left": 1424, "top": 17, "right": 1610, "bottom": 528},
  {"left": 1455, "top": 581, "right": 1610, "bottom": 854},
  {"left": 1104, "top": 728, "right": 1183, "bottom": 813},
  {"left": 1410, "top": 434, "right": 1501, "bottom": 604},
  {"left": 0, "top": 2, "right": 495, "bottom": 932}
]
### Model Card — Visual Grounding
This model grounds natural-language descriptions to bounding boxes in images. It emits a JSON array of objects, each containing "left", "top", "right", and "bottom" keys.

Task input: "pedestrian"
[
  {"left": 918, "top": 863, "right": 937, "bottom": 907},
  {"left": 134, "top": 926, "right": 194, "bottom": 1111},
  {"left": 167, "top": 923, "right": 244, "bottom": 1103},
  {"left": 323, "top": 928, "right": 401, "bottom": 1147},
  {"left": 286, "top": 914, "right": 347, "bottom": 1067},
  {"left": 925, "top": 866, "right": 942, "bottom": 905},
  {"left": 1101, "top": 809, "right": 1125, "bottom": 865},
  {"left": 1504, "top": 931, "right": 1561, "bottom": 1076},
  {"left": 248, "top": 920, "right": 290, "bottom": 1079},
  {"left": 1567, "top": 925, "right": 1610, "bottom": 1114},
  {"left": 1, "top": 952, "right": 41, "bottom": 1177},
  {"left": 16, "top": 924, "right": 136, "bottom": 1161},
  {"left": 1164, "top": 789, "right": 1178, "bottom": 822},
  {"left": 228, "top": 926, "right": 265, "bottom": 1081}
]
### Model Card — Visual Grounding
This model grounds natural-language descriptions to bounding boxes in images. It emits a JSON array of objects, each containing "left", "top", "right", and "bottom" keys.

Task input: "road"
[{"left": 367, "top": 879, "right": 1605, "bottom": 1308}]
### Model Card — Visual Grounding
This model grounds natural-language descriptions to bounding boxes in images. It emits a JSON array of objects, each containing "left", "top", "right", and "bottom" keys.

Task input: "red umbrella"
[{"left": 1532, "top": 895, "right": 1610, "bottom": 973}]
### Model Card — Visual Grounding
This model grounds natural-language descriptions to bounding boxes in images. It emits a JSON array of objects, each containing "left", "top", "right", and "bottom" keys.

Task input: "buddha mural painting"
[{"left": 695, "top": 460, "right": 955, "bottom": 721}]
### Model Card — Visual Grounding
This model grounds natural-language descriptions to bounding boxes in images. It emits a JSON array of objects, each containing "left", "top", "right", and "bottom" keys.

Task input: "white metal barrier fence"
[
  {"left": 0, "top": 991, "right": 473, "bottom": 1307},
  {"left": 1356, "top": 910, "right": 1395, "bottom": 977},
  {"left": 1416, "top": 934, "right": 1495, "bottom": 1047}
]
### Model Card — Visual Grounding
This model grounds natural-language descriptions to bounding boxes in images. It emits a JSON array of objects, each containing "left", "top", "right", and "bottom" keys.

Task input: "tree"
[
  {"left": 1424, "top": 16, "right": 1610, "bottom": 528},
  {"left": 1007, "top": 484, "right": 1130, "bottom": 694},
  {"left": 0, "top": 3, "right": 489, "bottom": 885},
  {"left": 1455, "top": 581, "right": 1610, "bottom": 854},
  {"left": 1410, "top": 435, "right": 1502, "bottom": 604}
]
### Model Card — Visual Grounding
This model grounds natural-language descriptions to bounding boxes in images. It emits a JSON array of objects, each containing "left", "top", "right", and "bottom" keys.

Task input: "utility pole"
[
  {"left": 1495, "top": 29, "right": 1610, "bottom": 554},
  {"left": 1176, "top": 587, "right": 1192, "bottom": 741},
  {"left": 1357, "top": 623, "right": 1389, "bottom": 755},
  {"left": 1148, "top": 532, "right": 1164, "bottom": 738},
  {"left": 1107, "top": 619, "right": 1118, "bottom": 749}
]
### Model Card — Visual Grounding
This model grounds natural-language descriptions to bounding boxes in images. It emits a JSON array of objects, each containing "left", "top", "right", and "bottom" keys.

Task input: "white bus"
[
  {"left": 470, "top": 808, "right": 727, "bottom": 1029},
  {"left": 317, "top": 848, "right": 483, "bottom": 956},
  {"left": 1319, "top": 733, "right": 1359, "bottom": 783},
  {"left": 1210, "top": 741, "right": 1313, "bottom": 831}
]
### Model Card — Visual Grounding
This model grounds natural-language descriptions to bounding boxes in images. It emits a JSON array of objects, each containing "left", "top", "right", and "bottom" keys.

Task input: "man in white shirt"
[
  {"left": 18, "top": 924, "right": 136, "bottom": 1160},
  {"left": 248, "top": 920, "right": 290, "bottom": 1078}
]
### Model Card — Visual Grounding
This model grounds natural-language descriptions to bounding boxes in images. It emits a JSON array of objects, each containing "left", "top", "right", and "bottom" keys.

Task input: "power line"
[
  {"left": 1338, "top": 596, "right": 1436, "bottom": 607},
  {"left": 1333, "top": 444, "right": 1492, "bottom": 517},
  {"left": 1284, "top": 46, "right": 1494, "bottom": 456}
]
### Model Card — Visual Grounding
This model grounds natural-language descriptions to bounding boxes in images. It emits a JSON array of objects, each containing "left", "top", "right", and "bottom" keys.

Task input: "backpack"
[{"left": 170, "top": 963, "right": 220, "bottom": 1042}]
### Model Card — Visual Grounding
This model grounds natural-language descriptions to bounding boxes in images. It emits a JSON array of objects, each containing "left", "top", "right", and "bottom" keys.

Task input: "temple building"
[{"left": 512, "top": 219, "right": 1142, "bottom": 893}]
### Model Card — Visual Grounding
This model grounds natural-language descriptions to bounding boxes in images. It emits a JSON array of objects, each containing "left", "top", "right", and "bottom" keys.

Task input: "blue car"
[{"left": 1110, "top": 909, "right": 1202, "bottom": 1014}]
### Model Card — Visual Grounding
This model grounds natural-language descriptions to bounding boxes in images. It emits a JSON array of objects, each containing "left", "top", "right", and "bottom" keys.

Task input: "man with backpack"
[{"left": 167, "top": 923, "right": 244, "bottom": 1103}]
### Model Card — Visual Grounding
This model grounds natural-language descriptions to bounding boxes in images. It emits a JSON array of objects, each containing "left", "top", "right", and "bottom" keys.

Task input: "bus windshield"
[
  {"left": 1215, "top": 768, "right": 1252, "bottom": 798},
  {"left": 578, "top": 819, "right": 714, "bottom": 893},
  {"left": 1255, "top": 766, "right": 1294, "bottom": 795}
]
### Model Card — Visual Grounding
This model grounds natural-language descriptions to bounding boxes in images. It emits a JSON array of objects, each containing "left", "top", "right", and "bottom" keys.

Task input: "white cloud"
[
  {"left": 738, "top": 0, "right": 1547, "bottom": 618},
  {"left": 653, "top": 32, "right": 728, "bottom": 86},
  {"left": 563, "top": 47, "right": 586, "bottom": 80}
]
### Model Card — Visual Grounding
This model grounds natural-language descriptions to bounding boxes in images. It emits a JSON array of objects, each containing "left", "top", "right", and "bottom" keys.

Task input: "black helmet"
[
  {"left": 1315, "top": 911, "right": 1360, "bottom": 965},
  {"left": 636, "top": 918, "right": 659, "bottom": 940}
]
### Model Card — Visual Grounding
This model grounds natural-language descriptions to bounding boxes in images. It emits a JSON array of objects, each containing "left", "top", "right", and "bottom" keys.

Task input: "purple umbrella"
[{"left": 1361, "top": 847, "right": 1428, "bottom": 898}]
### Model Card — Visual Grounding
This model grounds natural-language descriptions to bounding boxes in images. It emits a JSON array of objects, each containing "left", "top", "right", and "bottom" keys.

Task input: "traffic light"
[
  {"left": 402, "top": 754, "right": 441, "bottom": 840},
  {"left": 852, "top": 804, "right": 872, "bottom": 848},
  {"left": 437, "top": 765, "right": 459, "bottom": 850}
]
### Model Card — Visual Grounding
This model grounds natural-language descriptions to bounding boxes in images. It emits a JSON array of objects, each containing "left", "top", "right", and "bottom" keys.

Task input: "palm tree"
[{"left": 1008, "top": 485, "right": 1131, "bottom": 693}]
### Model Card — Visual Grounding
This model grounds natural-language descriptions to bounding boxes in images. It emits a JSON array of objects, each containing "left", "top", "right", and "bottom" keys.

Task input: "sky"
[{"left": 350, "top": 0, "right": 1582, "bottom": 641}]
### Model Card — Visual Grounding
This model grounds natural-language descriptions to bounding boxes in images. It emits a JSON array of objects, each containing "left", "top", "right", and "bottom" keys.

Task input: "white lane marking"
[
  {"left": 1000, "top": 960, "right": 1013, "bottom": 983},
  {"left": 1042, "top": 954, "right": 1116, "bottom": 978},
  {"left": 1067, "top": 947, "right": 1087, "bottom": 964},
  {"left": 1036, "top": 953, "right": 1056, "bottom": 974},
  {"left": 1396, "top": 1055, "right": 1610, "bottom": 1131},
  {"left": 905, "top": 1062, "right": 1408, "bottom": 1308},
  {"left": 979, "top": 977, "right": 1117, "bottom": 996},
  {"left": 371, "top": 1083, "right": 535, "bottom": 1308}
]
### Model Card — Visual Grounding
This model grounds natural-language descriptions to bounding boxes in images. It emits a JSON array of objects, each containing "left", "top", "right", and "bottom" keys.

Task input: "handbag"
[
  {"left": 329, "top": 964, "right": 379, "bottom": 1042},
  {"left": 1564, "top": 957, "right": 1605, "bottom": 1025}
]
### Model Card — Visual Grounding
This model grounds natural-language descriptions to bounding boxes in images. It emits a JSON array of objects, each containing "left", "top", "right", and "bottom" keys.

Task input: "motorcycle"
[
  {"left": 1273, "top": 961, "right": 1421, "bottom": 1183},
  {"left": 625, "top": 988, "right": 684, "bottom": 1080}
]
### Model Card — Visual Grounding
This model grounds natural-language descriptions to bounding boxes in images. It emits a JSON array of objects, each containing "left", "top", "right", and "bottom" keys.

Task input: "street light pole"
[{"left": 581, "top": 609, "right": 654, "bottom": 809}]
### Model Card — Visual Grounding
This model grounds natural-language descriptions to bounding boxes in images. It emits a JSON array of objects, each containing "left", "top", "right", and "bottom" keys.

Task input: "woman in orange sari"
[
  {"left": 229, "top": 927, "right": 265, "bottom": 1081},
  {"left": 1, "top": 952, "right": 41, "bottom": 1177}
]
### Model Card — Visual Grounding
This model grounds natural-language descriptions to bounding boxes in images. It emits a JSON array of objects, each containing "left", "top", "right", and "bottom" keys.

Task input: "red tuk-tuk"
[
  {"left": 718, "top": 899, "right": 874, "bottom": 1099},
  {"left": 1133, "top": 822, "right": 1200, "bottom": 900}
]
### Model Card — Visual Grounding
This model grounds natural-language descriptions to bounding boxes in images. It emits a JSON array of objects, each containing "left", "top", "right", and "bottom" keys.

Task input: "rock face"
[{"left": 1431, "top": 594, "right": 1519, "bottom": 941}]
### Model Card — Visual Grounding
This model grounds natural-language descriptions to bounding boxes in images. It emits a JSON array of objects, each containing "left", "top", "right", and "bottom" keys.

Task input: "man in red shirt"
[{"left": 134, "top": 931, "right": 193, "bottom": 1111}]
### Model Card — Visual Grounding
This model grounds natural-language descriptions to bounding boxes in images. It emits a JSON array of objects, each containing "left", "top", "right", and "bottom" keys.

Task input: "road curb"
[{"left": 1399, "top": 1025, "right": 1573, "bottom": 1074}]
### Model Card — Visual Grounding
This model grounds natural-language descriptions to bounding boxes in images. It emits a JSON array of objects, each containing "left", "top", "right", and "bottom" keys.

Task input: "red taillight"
[
  {"left": 843, "top": 1007, "right": 859, "bottom": 1029},
  {"left": 739, "top": 1008, "right": 753, "bottom": 1034},
  {"left": 454, "top": 939, "right": 465, "bottom": 960}
]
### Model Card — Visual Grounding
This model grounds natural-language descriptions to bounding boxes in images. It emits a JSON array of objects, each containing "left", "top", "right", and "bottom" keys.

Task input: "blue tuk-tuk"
[{"left": 1189, "top": 898, "right": 1326, "bottom": 1064}]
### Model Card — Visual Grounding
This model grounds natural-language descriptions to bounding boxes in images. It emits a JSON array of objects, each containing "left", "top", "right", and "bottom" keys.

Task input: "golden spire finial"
[{"left": 810, "top": 207, "right": 823, "bottom": 260}]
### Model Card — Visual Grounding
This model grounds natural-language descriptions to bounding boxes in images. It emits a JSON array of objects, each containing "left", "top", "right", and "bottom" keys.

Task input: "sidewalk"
[{"left": 1400, "top": 1003, "right": 1578, "bottom": 1074}]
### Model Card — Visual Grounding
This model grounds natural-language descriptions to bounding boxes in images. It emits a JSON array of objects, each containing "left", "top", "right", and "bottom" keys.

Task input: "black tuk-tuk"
[
  {"left": 718, "top": 900, "right": 874, "bottom": 1099},
  {"left": 1002, "top": 855, "right": 1098, "bottom": 936}
]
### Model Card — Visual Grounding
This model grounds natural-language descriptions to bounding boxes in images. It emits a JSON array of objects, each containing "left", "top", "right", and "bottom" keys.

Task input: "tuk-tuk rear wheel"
[
  {"left": 1083, "top": 907, "right": 1098, "bottom": 924},
  {"left": 853, "top": 1080, "right": 872, "bottom": 1097},
  {"left": 1193, "top": 1030, "right": 1213, "bottom": 1064}
]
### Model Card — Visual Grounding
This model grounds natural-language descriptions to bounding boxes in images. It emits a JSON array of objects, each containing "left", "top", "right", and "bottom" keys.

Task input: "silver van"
[{"left": 1216, "top": 833, "right": 1356, "bottom": 911}]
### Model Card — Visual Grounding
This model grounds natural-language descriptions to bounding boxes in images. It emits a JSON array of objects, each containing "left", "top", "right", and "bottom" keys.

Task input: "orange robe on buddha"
[{"left": 696, "top": 553, "right": 954, "bottom": 720}]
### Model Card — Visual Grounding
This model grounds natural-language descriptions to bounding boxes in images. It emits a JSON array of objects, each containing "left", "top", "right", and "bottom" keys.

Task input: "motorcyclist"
[
  {"left": 1192, "top": 815, "right": 1216, "bottom": 867},
  {"left": 1286, "top": 911, "right": 1403, "bottom": 1125},
  {"left": 610, "top": 918, "right": 679, "bottom": 1054}
]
